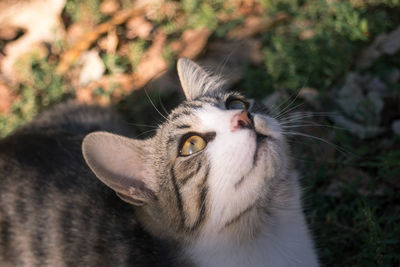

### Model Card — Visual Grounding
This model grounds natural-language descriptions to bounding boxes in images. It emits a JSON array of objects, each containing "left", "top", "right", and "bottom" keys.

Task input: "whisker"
[
  {"left": 144, "top": 88, "right": 170, "bottom": 122},
  {"left": 281, "top": 123, "right": 346, "bottom": 131},
  {"left": 279, "top": 117, "right": 321, "bottom": 125},
  {"left": 158, "top": 91, "right": 169, "bottom": 117},
  {"left": 281, "top": 131, "right": 356, "bottom": 157},
  {"left": 281, "top": 111, "right": 337, "bottom": 117},
  {"left": 277, "top": 105, "right": 338, "bottom": 124},
  {"left": 273, "top": 90, "right": 302, "bottom": 119},
  {"left": 216, "top": 47, "right": 237, "bottom": 78},
  {"left": 133, "top": 129, "right": 157, "bottom": 139},
  {"left": 275, "top": 102, "right": 305, "bottom": 120},
  {"left": 279, "top": 113, "right": 338, "bottom": 124},
  {"left": 280, "top": 111, "right": 338, "bottom": 119},
  {"left": 268, "top": 89, "right": 300, "bottom": 116},
  {"left": 271, "top": 66, "right": 312, "bottom": 117},
  {"left": 288, "top": 154, "right": 337, "bottom": 164}
]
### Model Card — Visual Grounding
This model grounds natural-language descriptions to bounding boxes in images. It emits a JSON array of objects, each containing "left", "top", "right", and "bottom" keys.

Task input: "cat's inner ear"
[
  {"left": 82, "top": 132, "right": 156, "bottom": 206},
  {"left": 177, "top": 58, "right": 224, "bottom": 100}
]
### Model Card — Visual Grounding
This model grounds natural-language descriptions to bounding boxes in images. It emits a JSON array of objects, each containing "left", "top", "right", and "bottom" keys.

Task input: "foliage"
[
  {"left": 259, "top": 0, "right": 400, "bottom": 92},
  {"left": 0, "top": 51, "right": 67, "bottom": 137}
]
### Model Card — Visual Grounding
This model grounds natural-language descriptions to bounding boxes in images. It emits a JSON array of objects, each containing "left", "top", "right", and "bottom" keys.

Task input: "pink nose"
[{"left": 231, "top": 110, "right": 253, "bottom": 131}]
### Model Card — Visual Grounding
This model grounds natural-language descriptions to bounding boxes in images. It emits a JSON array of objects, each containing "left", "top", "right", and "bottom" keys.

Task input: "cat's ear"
[
  {"left": 82, "top": 132, "right": 157, "bottom": 206},
  {"left": 177, "top": 58, "right": 224, "bottom": 100}
]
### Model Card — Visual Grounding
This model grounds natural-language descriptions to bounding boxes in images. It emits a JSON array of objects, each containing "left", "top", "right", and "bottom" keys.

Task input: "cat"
[{"left": 0, "top": 58, "right": 318, "bottom": 266}]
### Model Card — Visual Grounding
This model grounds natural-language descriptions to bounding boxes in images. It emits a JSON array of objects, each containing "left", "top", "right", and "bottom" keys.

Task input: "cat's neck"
[{"left": 184, "top": 198, "right": 318, "bottom": 267}]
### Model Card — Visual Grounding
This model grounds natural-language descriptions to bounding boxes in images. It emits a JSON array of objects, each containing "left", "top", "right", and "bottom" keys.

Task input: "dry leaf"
[
  {"left": 97, "top": 28, "right": 119, "bottom": 54},
  {"left": 0, "top": 81, "right": 15, "bottom": 114},
  {"left": 100, "top": 0, "right": 120, "bottom": 15},
  {"left": 170, "top": 28, "right": 211, "bottom": 59},
  {"left": 0, "top": 0, "right": 66, "bottom": 80},
  {"left": 126, "top": 16, "right": 154, "bottom": 39},
  {"left": 76, "top": 30, "right": 168, "bottom": 105},
  {"left": 76, "top": 86, "right": 95, "bottom": 104},
  {"left": 78, "top": 49, "right": 105, "bottom": 85},
  {"left": 58, "top": 5, "right": 147, "bottom": 74},
  {"left": 131, "top": 30, "right": 168, "bottom": 89},
  {"left": 157, "top": 1, "right": 179, "bottom": 20},
  {"left": 227, "top": 13, "right": 290, "bottom": 39},
  {"left": 116, "top": 43, "right": 130, "bottom": 57},
  {"left": 66, "top": 23, "right": 93, "bottom": 47},
  {"left": 76, "top": 74, "right": 134, "bottom": 106},
  {"left": 234, "top": 0, "right": 264, "bottom": 16}
]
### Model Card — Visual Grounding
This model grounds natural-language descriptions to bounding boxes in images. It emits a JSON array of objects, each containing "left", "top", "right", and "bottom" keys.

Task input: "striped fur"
[
  {"left": 0, "top": 103, "right": 179, "bottom": 266},
  {"left": 0, "top": 59, "right": 318, "bottom": 266}
]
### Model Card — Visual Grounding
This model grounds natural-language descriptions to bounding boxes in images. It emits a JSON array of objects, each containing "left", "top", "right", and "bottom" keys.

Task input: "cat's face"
[{"left": 82, "top": 59, "right": 291, "bottom": 243}]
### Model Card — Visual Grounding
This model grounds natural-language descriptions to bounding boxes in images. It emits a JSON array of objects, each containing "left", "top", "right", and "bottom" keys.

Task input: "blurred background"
[{"left": 0, "top": 0, "right": 399, "bottom": 265}]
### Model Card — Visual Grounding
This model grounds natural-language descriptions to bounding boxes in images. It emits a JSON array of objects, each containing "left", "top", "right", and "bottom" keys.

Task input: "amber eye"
[
  {"left": 180, "top": 135, "right": 207, "bottom": 156},
  {"left": 226, "top": 99, "right": 248, "bottom": 110}
]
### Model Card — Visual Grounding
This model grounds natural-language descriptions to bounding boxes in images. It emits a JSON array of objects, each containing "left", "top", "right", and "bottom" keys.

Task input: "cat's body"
[
  {"left": 0, "top": 103, "right": 178, "bottom": 266},
  {"left": 0, "top": 59, "right": 318, "bottom": 266}
]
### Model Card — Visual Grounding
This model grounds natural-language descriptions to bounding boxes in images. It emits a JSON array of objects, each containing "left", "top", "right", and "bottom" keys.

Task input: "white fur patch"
[
  {"left": 182, "top": 104, "right": 318, "bottom": 267},
  {"left": 194, "top": 106, "right": 261, "bottom": 229},
  {"left": 186, "top": 208, "right": 319, "bottom": 267}
]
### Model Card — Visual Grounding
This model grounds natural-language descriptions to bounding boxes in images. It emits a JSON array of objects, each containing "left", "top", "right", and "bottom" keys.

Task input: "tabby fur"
[{"left": 0, "top": 58, "right": 318, "bottom": 266}]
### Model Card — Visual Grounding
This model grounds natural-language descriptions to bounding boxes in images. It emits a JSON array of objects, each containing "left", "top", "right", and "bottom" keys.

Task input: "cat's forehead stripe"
[
  {"left": 176, "top": 124, "right": 191, "bottom": 129},
  {"left": 180, "top": 102, "right": 204, "bottom": 109},
  {"left": 170, "top": 110, "right": 192, "bottom": 121}
]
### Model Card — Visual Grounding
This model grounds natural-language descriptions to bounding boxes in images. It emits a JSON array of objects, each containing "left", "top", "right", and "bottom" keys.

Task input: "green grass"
[{"left": 1, "top": 0, "right": 400, "bottom": 265}]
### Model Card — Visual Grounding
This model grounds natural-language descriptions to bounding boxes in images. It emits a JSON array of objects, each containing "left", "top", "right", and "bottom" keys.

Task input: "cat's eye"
[
  {"left": 180, "top": 135, "right": 207, "bottom": 156},
  {"left": 226, "top": 98, "right": 248, "bottom": 110}
]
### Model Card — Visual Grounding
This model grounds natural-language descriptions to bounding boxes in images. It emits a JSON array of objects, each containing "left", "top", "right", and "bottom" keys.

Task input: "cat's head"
[{"left": 82, "top": 58, "right": 293, "bottom": 244}]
